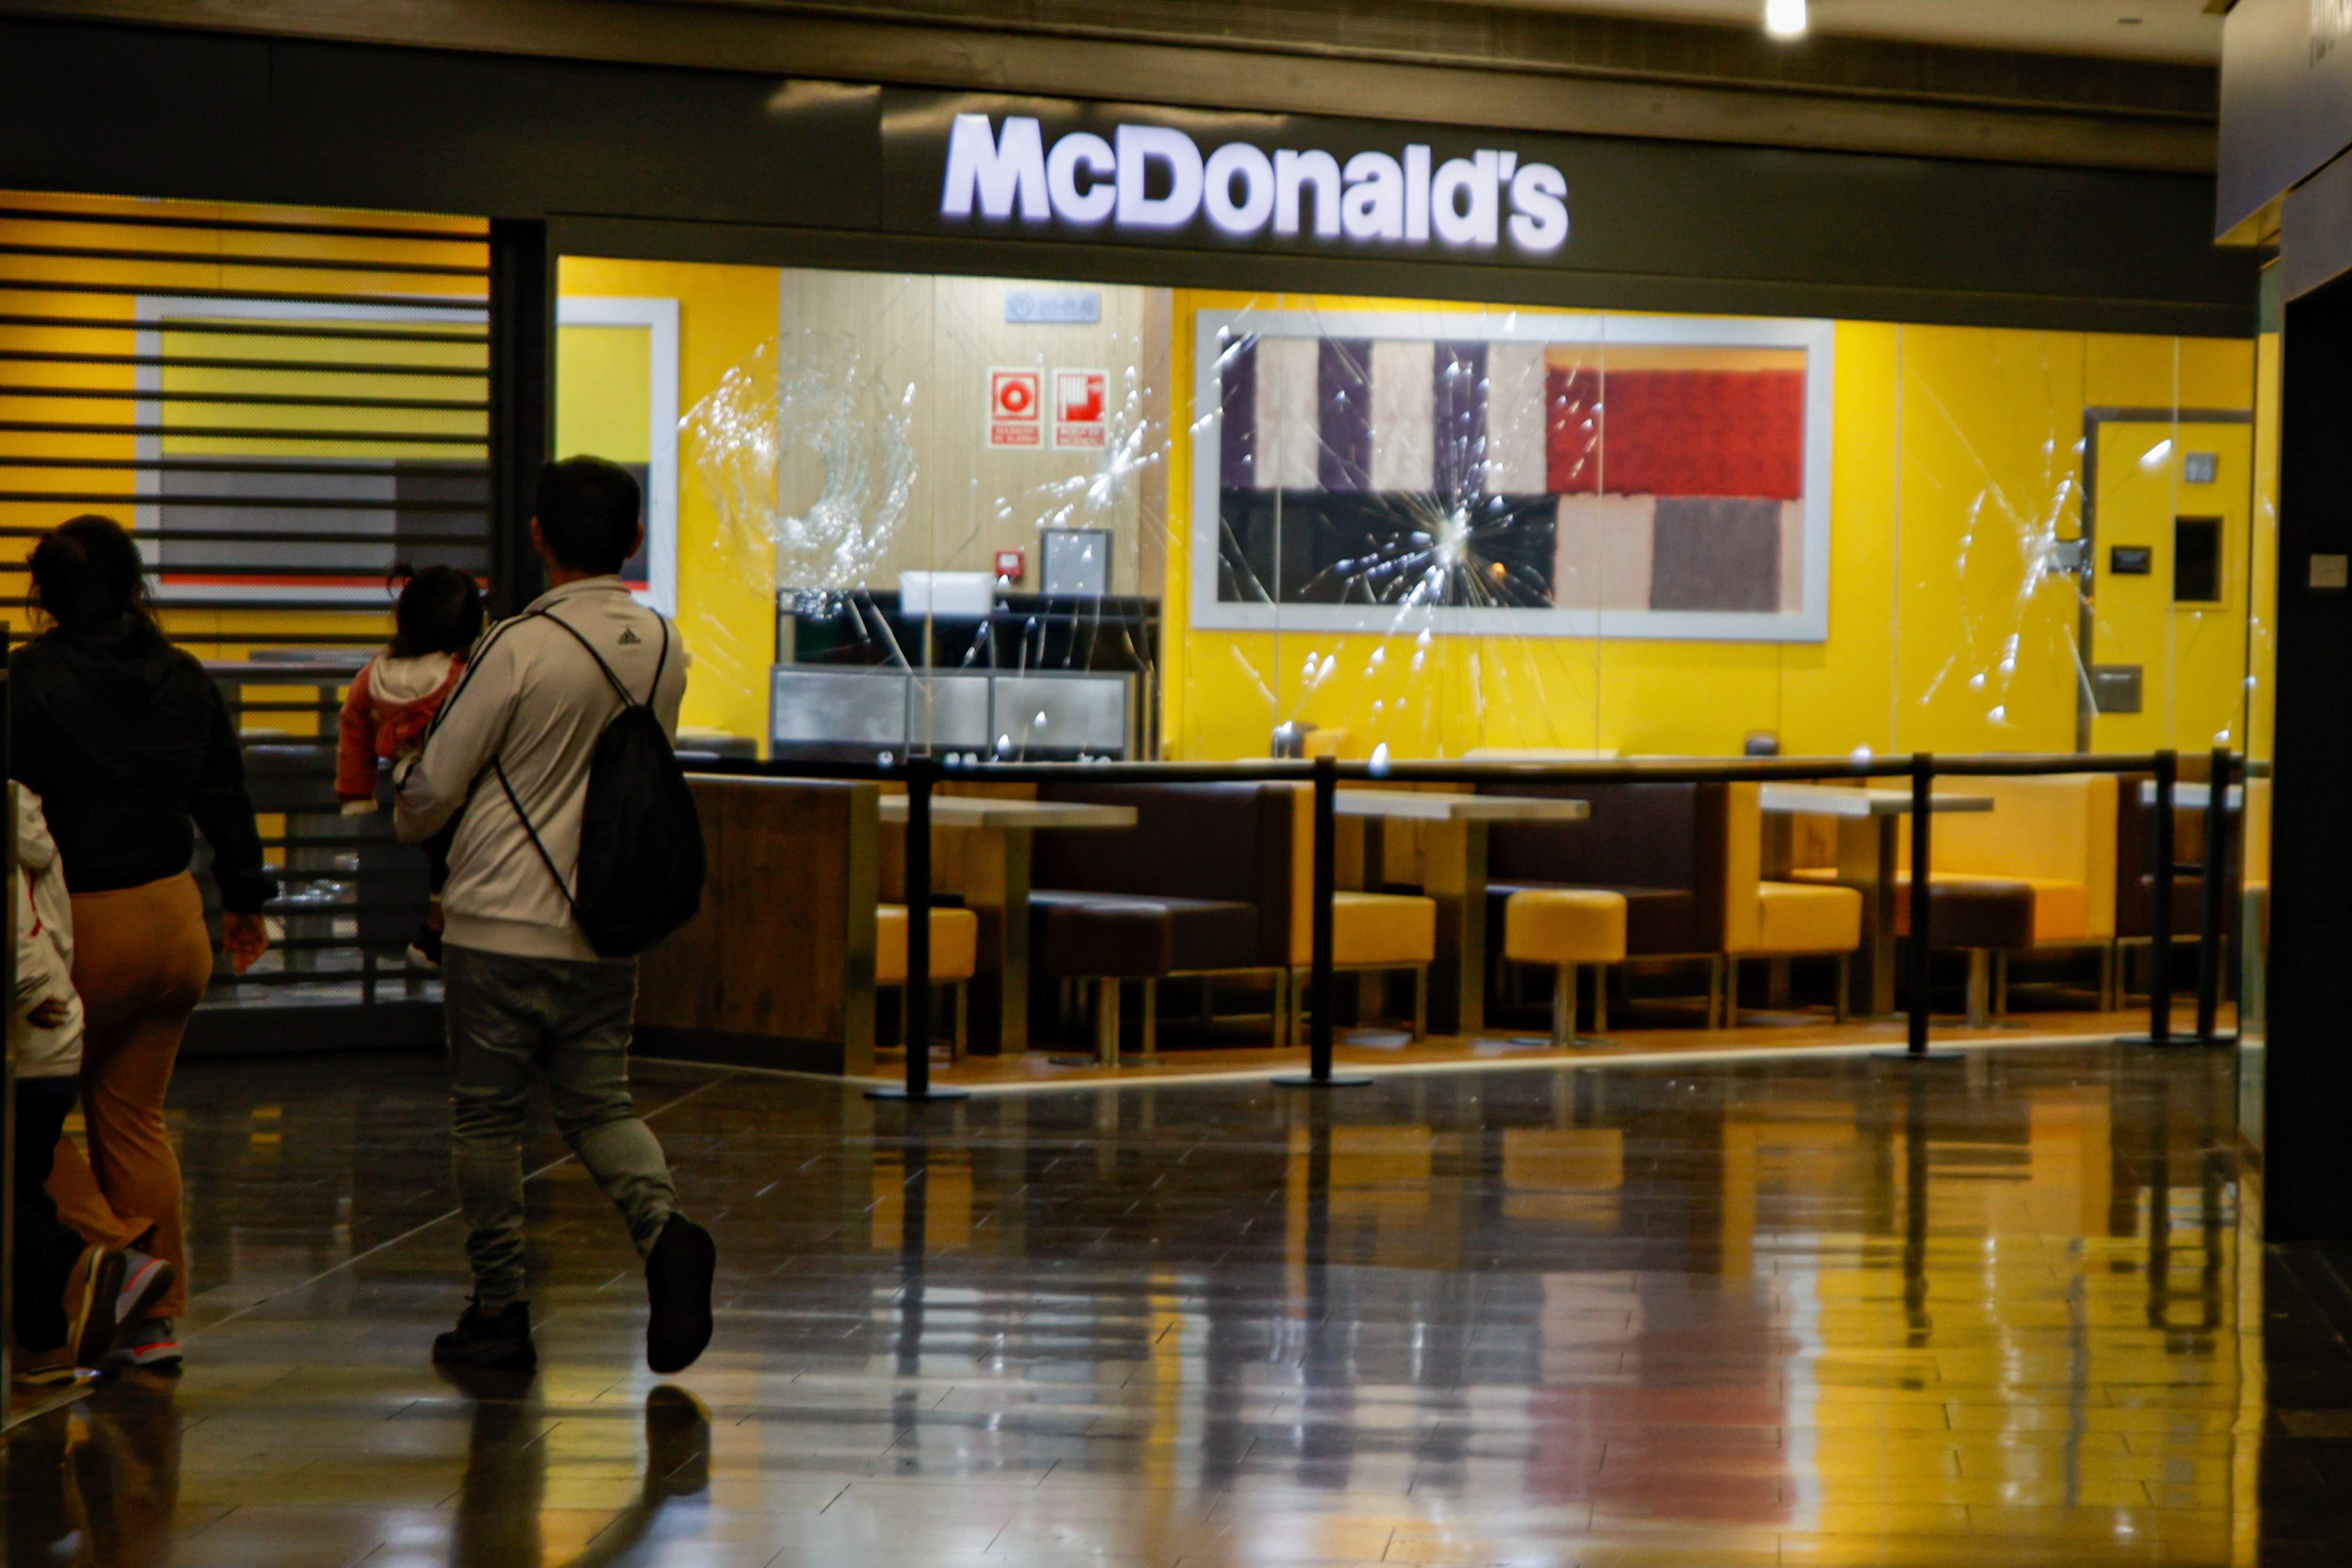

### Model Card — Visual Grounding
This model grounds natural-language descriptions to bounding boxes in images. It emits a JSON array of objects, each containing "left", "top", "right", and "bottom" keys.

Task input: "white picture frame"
[{"left": 1188, "top": 308, "right": 1836, "bottom": 643}]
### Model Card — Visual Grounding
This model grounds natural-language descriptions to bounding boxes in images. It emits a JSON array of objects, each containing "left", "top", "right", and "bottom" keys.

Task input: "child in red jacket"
[{"left": 338, "top": 566, "right": 485, "bottom": 966}]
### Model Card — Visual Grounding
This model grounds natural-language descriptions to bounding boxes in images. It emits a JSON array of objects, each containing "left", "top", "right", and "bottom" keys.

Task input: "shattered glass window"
[{"left": 549, "top": 259, "right": 2263, "bottom": 773}]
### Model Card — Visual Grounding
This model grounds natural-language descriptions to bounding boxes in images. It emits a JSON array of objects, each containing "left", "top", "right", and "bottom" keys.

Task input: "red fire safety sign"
[
  {"left": 987, "top": 367, "right": 1041, "bottom": 447},
  {"left": 1052, "top": 368, "right": 1108, "bottom": 450}
]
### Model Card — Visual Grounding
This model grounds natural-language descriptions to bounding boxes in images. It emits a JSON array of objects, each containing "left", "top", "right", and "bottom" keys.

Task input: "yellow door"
[{"left": 2087, "top": 419, "right": 2254, "bottom": 754}]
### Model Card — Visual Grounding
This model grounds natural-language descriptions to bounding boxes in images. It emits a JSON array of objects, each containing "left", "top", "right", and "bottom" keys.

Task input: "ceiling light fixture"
[{"left": 1764, "top": 0, "right": 1808, "bottom": 40}]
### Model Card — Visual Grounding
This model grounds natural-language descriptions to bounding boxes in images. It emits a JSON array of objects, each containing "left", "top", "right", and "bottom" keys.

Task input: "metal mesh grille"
[{"left": 0, "top": 191, "right": 494, "bottom": 1021}]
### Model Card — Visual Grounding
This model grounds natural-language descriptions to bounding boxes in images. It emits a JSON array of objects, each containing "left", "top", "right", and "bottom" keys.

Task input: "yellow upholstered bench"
[
  {"left": 876, "top": 903, "right": 980, "bottom": 1059},
  {"left": 1723, "top": 784, "right": 1863, "bottom": 1025},
  {"left": 1285, "top": 891, "right": 1440, "bottom": 1042},
  {"left": 1504, "top": 888, "right": 1628, "bottom": 1047},
  {"left": 1754, "top": 881, "right": 1864, "bottom": 958},
  {"left": 1284, "top": 786, "right": 1439, "bottom": 1041}
]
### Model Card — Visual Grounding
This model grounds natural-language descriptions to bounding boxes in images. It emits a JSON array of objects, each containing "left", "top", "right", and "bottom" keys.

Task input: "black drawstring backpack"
[{"left": 493, "top": 610, "right": 706, "bottom": 958}]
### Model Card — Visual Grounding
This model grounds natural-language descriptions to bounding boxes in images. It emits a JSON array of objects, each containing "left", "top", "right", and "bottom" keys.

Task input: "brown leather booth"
[
  {"left": 1029, "top": 782, "right": 1299, "bottom": 1061},
  {"left": 1907, "top": 880, "right": 2037, "bottom": 1026}
]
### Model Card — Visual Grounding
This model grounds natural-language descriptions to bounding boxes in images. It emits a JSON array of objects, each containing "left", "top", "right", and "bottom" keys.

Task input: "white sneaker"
[
  {"left": 109, "top": 1249, "right": 175, "bottom": 1361},
  {"left": 117, "top": 1317, "right": 182, "bottom": 1370}
]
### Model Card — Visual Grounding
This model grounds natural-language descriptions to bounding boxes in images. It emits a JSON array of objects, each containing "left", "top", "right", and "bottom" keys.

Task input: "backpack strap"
[
  {"left": 486, "top": 603, "right": 671, "bottom": 920},
  {"left": 493, "top": 757, "right": 584, "bottom": 922}
]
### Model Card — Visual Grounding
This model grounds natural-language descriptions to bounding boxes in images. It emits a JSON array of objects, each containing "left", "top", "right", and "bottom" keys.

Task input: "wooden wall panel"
[
  {"left": 773, "top": 266, "right": 1169, "bottom": 595},
  {"left": 637, "top": 776, "right": 879, "bottom": 1073}
]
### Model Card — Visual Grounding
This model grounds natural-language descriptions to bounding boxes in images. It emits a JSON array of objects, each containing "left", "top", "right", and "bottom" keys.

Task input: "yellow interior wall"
[
  {"left": 554, "top": 325, "right": 653, "bottom": 463},
  {"left": 1167, "top": 295, "right": 2256, "bottom": 760},
  {"left": 557, "top": 256, "right": 779, "bottom": 745}
]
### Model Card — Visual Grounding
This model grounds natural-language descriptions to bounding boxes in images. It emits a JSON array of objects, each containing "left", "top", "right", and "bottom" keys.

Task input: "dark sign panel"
[{"left": 878, "top": 89, "right": 2255, "bottom": 317}]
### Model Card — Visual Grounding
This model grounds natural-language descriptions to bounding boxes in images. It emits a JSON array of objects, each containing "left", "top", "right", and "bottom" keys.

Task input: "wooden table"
[
  {"left": 1335, "top": 789, "right": 1589, "bottom": 1037},
  {"left": 1758, "top": 784, "right": 1994, "bottom": 1018},
  {"left": 882, "top": 795, "right": 1135, "bottom": 1054}
]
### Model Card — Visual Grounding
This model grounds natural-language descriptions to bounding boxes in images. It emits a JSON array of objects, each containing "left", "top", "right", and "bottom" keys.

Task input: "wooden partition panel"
[{"left": 637, "top": 776, "right": 880, "bottom": 1074}]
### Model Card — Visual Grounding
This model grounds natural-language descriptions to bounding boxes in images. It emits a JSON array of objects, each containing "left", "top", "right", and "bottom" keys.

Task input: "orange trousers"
[{"left": 46, "top": 872, "right": 215, "bottom": 1321}]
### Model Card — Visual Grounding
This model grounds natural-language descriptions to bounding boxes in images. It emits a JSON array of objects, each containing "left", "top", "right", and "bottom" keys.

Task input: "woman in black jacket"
[{"left": 12, "top": 515, "right": 276, "bottom": 1369}]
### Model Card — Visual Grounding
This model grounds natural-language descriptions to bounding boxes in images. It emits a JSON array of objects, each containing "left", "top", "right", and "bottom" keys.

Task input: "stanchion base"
[
  {"left": 1271, "top": 1072, "right": 1375, "bottom": 1088},
  {"left": 866, "top": 1084, "right": 974, "bottom": 1101},
  {"left": 1871, "top": 1048, "right": 1967, "bottom": 1062},
  {"left": 2114, "top": 1032, "right": 2218, "bottom": 1048},
  {"left": 1507, "top": 1036, "right": 1618, "bottom": 1050}
]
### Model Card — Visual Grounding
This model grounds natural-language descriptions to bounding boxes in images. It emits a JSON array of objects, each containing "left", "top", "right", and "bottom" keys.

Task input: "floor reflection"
[
  {"left": 432, "top": 1372, "right": 710, "bottom": 1568},
  {"left": 1, "top": 1041, "right": 2319, "bottom": 1565},
  {"left": 3, "top": 1371, "right": 180, "bottom": 1566}
]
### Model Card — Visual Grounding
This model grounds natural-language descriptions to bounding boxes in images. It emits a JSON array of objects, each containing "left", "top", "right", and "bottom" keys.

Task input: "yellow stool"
[
  {"left": 877, "top": 903, "right": 981, "bottom": 1059},
  {"left": 1504, "top": 889, "right": 1629, "bottom": 1048}
]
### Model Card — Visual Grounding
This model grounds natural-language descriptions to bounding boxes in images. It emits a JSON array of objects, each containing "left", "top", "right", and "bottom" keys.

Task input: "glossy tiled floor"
[{"left": 3, "top": 1040, "right": 2334, "bottom": 1566}]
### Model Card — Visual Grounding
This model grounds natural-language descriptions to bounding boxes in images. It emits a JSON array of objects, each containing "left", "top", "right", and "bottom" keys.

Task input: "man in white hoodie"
[{"left": 396, "top": 457, "right": 715, "bottom": 1377}]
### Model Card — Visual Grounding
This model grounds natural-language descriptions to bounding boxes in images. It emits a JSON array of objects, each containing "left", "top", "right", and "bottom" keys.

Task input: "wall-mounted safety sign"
[
  {"left": 1052, "top": 368, "right": 1107, "bottom": 449},
  {"left": 988, "top": 367, "right": 1041, "bottom": 446}
]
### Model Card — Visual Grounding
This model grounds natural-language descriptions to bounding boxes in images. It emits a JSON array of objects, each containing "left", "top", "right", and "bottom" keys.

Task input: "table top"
[
  {"left": 881, "top": 796, "right": 1136, "bottom": 831},
  {"left": 1758, "top": 783, "right": 1995, "bottom": 817},
  {"left": 2138, "top": 781, "right": 2242, "bottom": 810},
  {"left": 1335, "top": 789, "right": 1589, "bottom": 823},
  {"left": 1459, "top": 748, "right": 1619, "bottom": 762}
]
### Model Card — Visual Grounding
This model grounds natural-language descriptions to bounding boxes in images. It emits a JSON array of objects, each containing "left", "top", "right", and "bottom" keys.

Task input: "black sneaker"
[
  {"left": 644, "top": 1215, "right": 715, "bottom": 1375},
  {"left": 405, "top": 923, "right": 444, "bottom": 968},
  {"left": 432, "top": 1299, "right": 536, "bottom": 1372}
]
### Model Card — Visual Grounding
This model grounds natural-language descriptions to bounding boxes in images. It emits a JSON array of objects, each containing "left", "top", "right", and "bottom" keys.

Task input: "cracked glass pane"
[{"left": 554, "top": 258, "right": 2258, "bottom": 784}]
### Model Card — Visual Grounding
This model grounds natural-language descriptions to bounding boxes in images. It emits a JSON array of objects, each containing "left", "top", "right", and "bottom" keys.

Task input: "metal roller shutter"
[{"left": 0, "top": 191, "right": 495, "bottom": 1031}]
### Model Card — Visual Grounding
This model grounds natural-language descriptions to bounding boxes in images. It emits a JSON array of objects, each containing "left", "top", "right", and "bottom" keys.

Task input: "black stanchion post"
[
  {"left": 1277, "top": 754, "right": 1370, "bottom": 1089},
  {"left": 1907, "top": 755, "right": 1934, "bottom": 1055},
  {"left": 2194, "top": 745, "right": 2233, "bottom": 1045},
  {"left": 870, "top": 756, "right": 969, "bottom": 1102},
  {"left": 1880, "top": 752, "right": 1960, "bottom": 1061},
  {"left": 2122, "top": 749, "right": 2178, "bottom": 1047},
  {"left": 1311, "top": 753, "right": 1335, "bottom": 1078}
]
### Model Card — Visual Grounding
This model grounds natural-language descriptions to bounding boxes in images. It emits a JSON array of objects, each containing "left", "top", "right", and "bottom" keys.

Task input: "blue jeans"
[{"left": 443, "top": 944, "right": 680, "bottom": 1308}]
